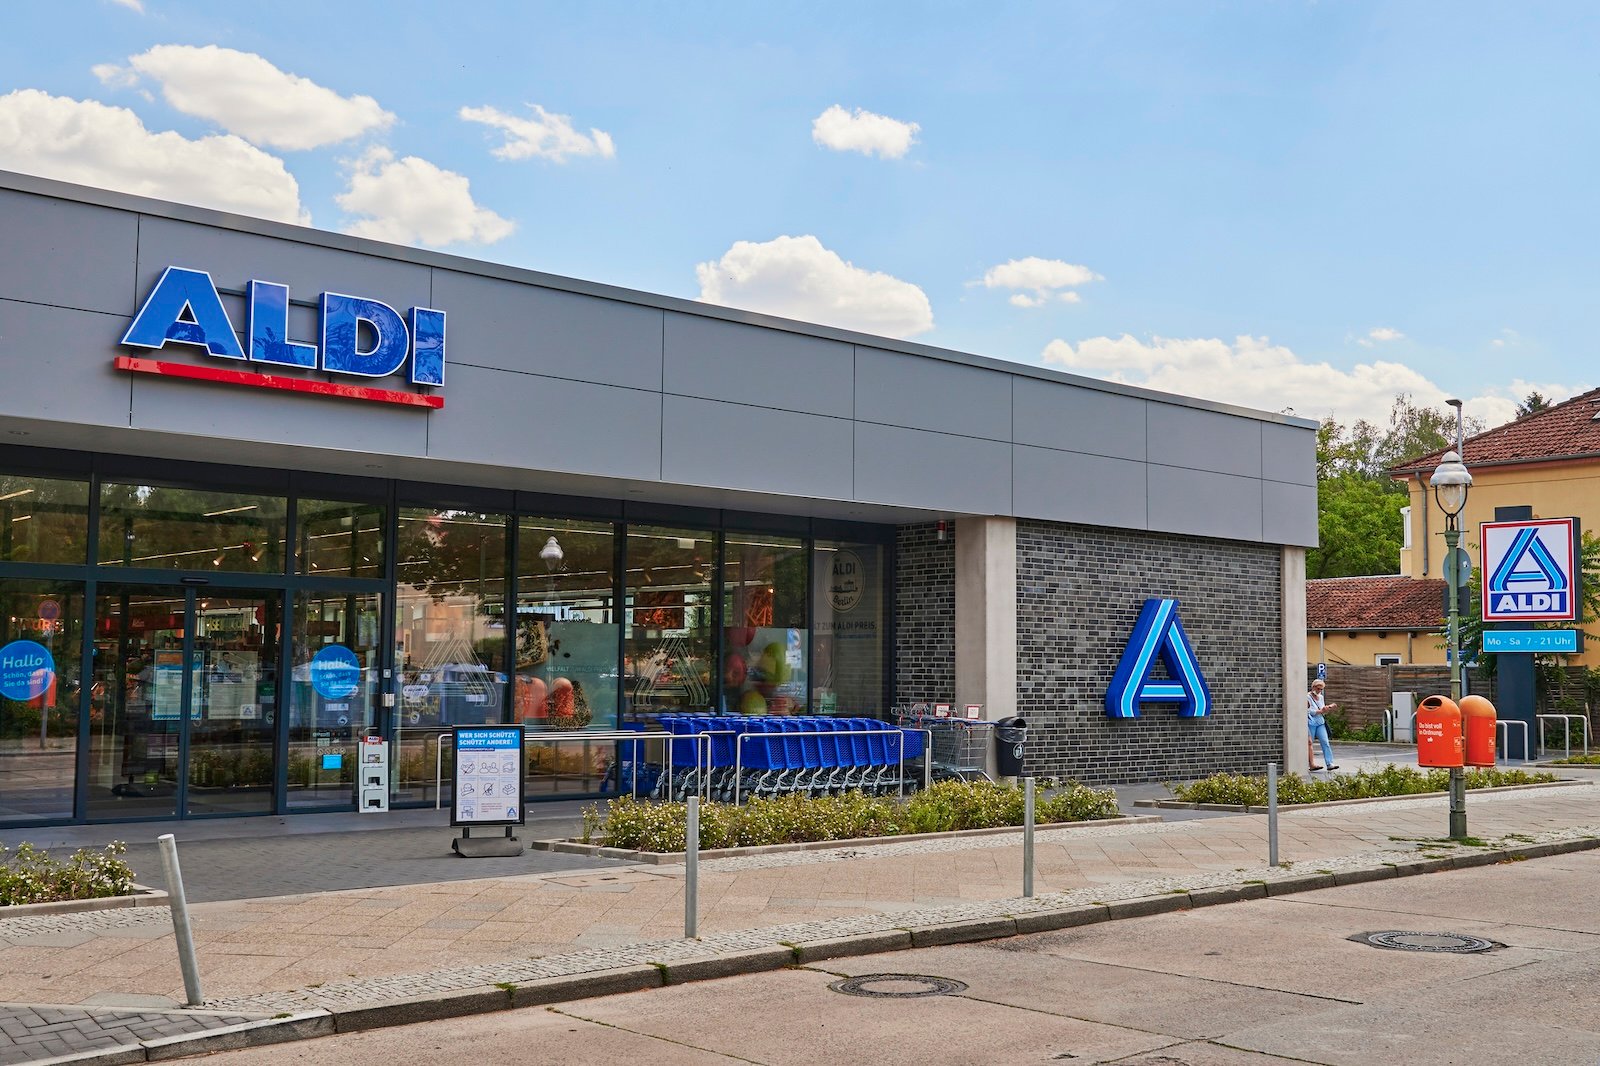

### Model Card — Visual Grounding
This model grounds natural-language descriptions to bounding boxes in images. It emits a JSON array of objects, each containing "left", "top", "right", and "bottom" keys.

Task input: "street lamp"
[{"left": 1429, "top": 447, "right": 1472, "bottom": 839}]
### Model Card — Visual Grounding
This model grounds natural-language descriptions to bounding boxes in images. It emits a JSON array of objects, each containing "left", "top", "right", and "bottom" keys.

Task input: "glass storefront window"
[
  {"left": 0, "top": 475, "right": 89, "bottom": 565},
  {"left": 812, "top": 541, "right": 885, "bottom": 717},
  {"left": 625, "top": 526, "right": 714, "bottom": 719},
  {"left": 297, "top": 499, "right": 385, "bottom": 579},
  {"left": 722, "top": 533, "right": 808, "bottom": 715},
  {"left": 99, "top": 483, "right": 287, "bottom": 573},
  {"left": 392, "top": 508, "right": 508, "bottom": 804},
  {"left": 515, "top": 518, "right": 618, "bottom": 792},
  {"left": 0, "top": 581, "right": 83, "bottom": 825}
]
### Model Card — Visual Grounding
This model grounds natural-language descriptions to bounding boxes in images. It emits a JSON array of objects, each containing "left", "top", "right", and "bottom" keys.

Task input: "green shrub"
[
  {"left": 1171, "top": 766, "right": 1558, "bottom": 806},
  {"left": 0, "top": 842, "right": 136, "bottom": 906},
  {"left": 586, "top": 779, "right": 1120, "bottom": 852}
]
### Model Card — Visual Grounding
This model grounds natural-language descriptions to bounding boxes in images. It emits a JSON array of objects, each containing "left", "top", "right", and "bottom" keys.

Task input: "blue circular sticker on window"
[
  {"left": 310, "top": 645, "right": 361, "bottom": 700},
  {"left": 0, "top": 640, "right": 54, "bottom": 701}
]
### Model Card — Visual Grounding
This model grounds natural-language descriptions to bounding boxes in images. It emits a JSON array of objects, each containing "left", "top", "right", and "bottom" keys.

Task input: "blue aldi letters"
[
  {"left": 1105, "top": 598, "right": 1212, "bottom": 719},
  {"left": 122, "top": 267, "right": 445, "bottom": 387}
]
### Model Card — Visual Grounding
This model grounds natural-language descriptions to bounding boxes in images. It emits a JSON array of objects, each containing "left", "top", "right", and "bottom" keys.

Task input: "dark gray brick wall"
[
  {"left": 1015, "top": 520, "right": 1283, "bottom": 785},
  {"left": 894, "top": 524, "right": 955, "bottom": 705}
]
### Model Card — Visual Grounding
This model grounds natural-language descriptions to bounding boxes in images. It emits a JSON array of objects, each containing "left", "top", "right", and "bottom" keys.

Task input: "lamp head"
[
  {"left": 539, "top": 535, "right": 564, "bottom": 572},
  {"left": 1429, "top": 450, "right": 1472, "bottom": 518}
]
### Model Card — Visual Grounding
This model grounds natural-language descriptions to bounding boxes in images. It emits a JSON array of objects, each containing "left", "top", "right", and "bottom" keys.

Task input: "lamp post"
[{"left": 1429, "top": 447, "right": 1472, "bottom": 839}]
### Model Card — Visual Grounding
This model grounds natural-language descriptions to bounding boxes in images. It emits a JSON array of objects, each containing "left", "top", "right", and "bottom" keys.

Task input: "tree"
[
  {"left": 1515, "top": 391, "right": 1552, "bottom": 419},
  {"left": 1308, "top": 395, "right": 1486, "bottom": 578}
]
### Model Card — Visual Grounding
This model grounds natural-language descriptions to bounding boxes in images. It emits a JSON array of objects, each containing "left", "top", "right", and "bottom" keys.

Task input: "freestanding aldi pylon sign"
[{"left": 1480, "top": 518, "right": 1579, "bottom": 622}]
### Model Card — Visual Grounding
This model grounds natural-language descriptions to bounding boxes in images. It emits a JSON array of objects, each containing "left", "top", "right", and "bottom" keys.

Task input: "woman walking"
[{"left": 1307, "top": 679, "right": 1339, "bottom": 772}]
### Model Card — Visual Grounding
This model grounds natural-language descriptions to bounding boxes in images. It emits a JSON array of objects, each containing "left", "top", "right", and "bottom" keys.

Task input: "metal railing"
[
  {"left": 1496, "top": 719, "right": 1531, "bottom": 762},
  {"left": 1535, "top": 713, "right": 1590, "bottom": 761}
]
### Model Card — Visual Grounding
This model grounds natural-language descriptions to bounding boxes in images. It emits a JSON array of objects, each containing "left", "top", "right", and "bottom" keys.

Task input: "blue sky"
[{"left": 1, "top": 1, "right": 1593, "bottom": 429}]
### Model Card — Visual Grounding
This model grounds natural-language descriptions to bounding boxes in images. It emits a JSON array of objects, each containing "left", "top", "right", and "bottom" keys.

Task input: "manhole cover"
[
  {"left": 1357, "top": 931, "right": 1500, "bottom": 954},
  {"left": 829, "top": 974, "right": 969, "bottom": 998}
]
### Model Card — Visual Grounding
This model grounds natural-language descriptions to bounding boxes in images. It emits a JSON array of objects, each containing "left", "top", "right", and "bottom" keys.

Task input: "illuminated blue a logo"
[
  {"left": 1105, "top": 598, "right": 1212, "bottom": 719},
  {"left": 121, "top": 267, "right": 445, "bottom": 387}
]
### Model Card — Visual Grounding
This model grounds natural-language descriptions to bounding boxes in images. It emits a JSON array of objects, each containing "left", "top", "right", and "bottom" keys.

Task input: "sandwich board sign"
[{"left": 1480, "top": 518, "right": 1578, "bottom": 623}]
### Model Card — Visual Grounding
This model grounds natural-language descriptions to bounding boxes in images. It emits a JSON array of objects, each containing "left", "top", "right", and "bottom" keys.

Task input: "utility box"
[
  {"left": 1391, "top": 691, "right": 1415, "bottom": 742},
  {"left": 360, "top": 735, "right": 389, "bottom": 813}
]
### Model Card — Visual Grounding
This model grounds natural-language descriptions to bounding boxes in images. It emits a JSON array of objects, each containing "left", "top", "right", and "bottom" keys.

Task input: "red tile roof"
[
  {"left": 1390, "top": 387, "right": 1600, "bottom": 476},
  {"left": 1307, "top": 575, "right": 1445, "bottom": 631}
]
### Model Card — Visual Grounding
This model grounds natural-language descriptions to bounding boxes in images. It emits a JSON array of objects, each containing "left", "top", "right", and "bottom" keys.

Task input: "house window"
[{"left": 1375, "top": 654, "right": 1402, "bottom": 666}]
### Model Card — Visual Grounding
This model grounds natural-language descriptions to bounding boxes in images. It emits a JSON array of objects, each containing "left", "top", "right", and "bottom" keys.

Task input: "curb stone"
[
  {"left": 509, "top": 964, "right": 663, "bottom": 1008},
  {"left": 791, "top": 929, "right": 912, "bottom": 963},
  {"left": 1105, "top": 893, "right": 1191, "bottom": 920},
  {"left": 1333, "top": 866, "right": 1398, "bottom": 886},
  {"left": 1012, "top": 904, "right": 1110, "bottom": 935},
  {"left": 142, "top": 1012, "right": 333, "bottom": 1061},
  {"left": 330, "top": 985, "right": 513, "bottom": 1034},
  {"left": 1187, "top": 883, "right": 1267, "bottom": 906},
  {"left": 1266, "top": 873, "right": 1338, "bottom": 895},
  {"left": 27, "top": 1048, "right": 146, "bottom": 1066},
  {"left": 910, "top": 916, "right": 1018, "bottom": 948},
  {"left": 660, "top": 947, "right": 794, "bottom": 983},
  {"left": 0, "top": 887, "right": 168, "bottom": 920}
]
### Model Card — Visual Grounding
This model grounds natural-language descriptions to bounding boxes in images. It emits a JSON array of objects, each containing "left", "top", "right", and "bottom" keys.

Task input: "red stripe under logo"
[{"left": 113, "top": 355, "right": 443, "bottom": 409}]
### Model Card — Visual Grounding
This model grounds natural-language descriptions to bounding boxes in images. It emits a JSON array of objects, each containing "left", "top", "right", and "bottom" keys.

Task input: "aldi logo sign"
[
  {"left": 1481, "top": 518, "right": 1578, "bottom": 622},
  {"left": 1105, "top": 598, "right": 1212, "bottom": 719}
]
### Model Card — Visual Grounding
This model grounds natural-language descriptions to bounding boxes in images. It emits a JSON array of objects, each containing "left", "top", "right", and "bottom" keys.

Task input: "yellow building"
[
  {"left": 1307, "top": 574, "right": 1445, "bottom": 667},
  {"left": 1389, "top": 387, "right": 1600, "bottom": 667}
]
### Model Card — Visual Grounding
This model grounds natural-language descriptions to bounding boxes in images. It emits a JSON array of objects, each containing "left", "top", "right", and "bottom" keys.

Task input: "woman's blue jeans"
[{"left": 1308, "top": 714, "right": 1334, "bottom": 767}]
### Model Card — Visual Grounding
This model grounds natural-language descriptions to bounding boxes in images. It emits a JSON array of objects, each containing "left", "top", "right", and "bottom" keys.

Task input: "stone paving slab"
[{"left": 0, "top": 1005, "right": 267, "bottom": 1065}]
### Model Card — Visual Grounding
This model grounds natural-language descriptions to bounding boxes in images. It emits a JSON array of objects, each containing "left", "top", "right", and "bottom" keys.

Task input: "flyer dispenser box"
[
  {"left": 1460, "top": 695, "right": 1498, "bottom": 768},
  {"left": 1416, "top": 695, "right": 1464, "bottom": 768},
  {"left": 360, "top": 735, "right": 389, "bottom": 813}
]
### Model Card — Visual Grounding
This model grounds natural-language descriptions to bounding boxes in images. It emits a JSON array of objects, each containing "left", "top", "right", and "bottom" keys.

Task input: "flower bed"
[
  {"left": 1170, "top": 766, "right": 1558, "bottom": 807},
  {"left": 0, "top": 842, "right": 136, "bottom": 906},
  {"left": 581, "top": 779, "right": 1121, "bottom": 853}
]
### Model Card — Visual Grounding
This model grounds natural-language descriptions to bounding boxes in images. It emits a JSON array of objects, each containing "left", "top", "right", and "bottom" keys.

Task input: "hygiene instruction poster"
[{"left": 451, "top": 726, "right": 524, "bottom": 826}]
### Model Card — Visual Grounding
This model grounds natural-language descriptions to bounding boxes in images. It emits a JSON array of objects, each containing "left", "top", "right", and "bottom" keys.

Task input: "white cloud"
[
  {"left": 1491, "top": 328, "right": 1521, "bottom": 348},
  {"left": 103, "top": 45, "right": 393, "bottom": 150},
  {"left": 1040, "top": 332, "right": 1579, "bottom": 430},
  {"left": 696, "top": 235, "right": 933, "bottom": 339},
  {"left": 336, "top": 147, "right": 513, "bottom": 247},
  {"left": 1357, "top": 326, "right": 1404, "bottom": 347},
  {"left": 0, "top": 89, "right": 307, "bottom": 224},
  {"left": 459, "top": 103, "right": 615, "bottom": 163},
  {"left": 983, "top": 256, "right": 1101, "bottom": 307},
  {"left": 811, "top": 105, "right": 920, "bottom": 159},
  {"left": 108, "top": 0, "right": 143, "bottom": 11}
]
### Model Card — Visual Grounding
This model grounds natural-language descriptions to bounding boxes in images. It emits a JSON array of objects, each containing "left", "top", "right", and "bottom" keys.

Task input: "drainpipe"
[{"left": 1415, "top": 472, "right": 1430, "bottom": 576}]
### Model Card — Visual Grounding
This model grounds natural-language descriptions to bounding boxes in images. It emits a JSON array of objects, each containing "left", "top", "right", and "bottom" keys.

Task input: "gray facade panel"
[
  {"left": 135, "top": 216, "right": 432, "bottom": 316},
  {"left": 854, "top": 423, "right": 1011, "bottom": 514},
  {"left": 130, "top": 371, "right": 427, "bottom": 458},
  {"left": 0, "top": 190, "right": 139, "bottom": 316},
  {"left": 0, "top": 300, "right": 131, "bottom": 426},
  {"left": 432, "top": 270, "right": 664, "bottom": 390},
  {"left": 1012, "top": 445, "right": 1147, "bottom": 528},
  {"left": 1013, "top": 378, "right": 1146, "bottom": 460},
  {"left": 662, "top": 313, "right": 853, "bottom": 417},
  {"left": 855, "top": 346, "right": 1011, "bottom": 441},
  {"left": 426, "top": 362, "right": 662, "bottom": 481},
  {"left": 1146, "top": 465, "right": 1264, "bottom": 542},
  {"left": 1261, "top": 421, "right": 1317, "bottom": 486},
  {"left": 1262, "top": 480, "right": 1319, "bottom": 547},
  {"left": 1147, "top": 403, "right": 1263, "bottom": 478},
  {"left": 662, "top": 395, "right": 852, "bottom": 499}
]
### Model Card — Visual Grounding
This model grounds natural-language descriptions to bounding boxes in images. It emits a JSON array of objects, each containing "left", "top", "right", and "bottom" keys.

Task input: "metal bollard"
[
  {"left": 156, "top": 834, "right": 203, "bottom": 1006},
  {"left": 1266, "top": 763, "right": 1279, "bottom": 868},
  {"left": 1023, "top": 777, "right": 1035, "bottom": 898},
  {"left": 685, "top": 796, "right": 699, "bottom": 939}
]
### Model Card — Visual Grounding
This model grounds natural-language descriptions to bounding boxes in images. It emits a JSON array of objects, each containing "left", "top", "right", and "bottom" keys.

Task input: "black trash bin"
[{"left": 994, "top": 716, "right": 1027, "bottom": 778}]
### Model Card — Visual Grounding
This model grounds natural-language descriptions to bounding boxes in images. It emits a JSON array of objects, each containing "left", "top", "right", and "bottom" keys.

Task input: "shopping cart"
[{"left": 895, "top": 706, "right": 993, "bottom": 783}]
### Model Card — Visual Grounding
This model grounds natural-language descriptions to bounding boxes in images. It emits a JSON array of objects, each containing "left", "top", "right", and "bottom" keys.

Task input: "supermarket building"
[{"left": 0, "top": 170, "right": 1317, "bottom": 827}]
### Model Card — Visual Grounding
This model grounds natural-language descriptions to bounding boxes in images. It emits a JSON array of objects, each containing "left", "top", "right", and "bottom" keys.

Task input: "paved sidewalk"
[{"left": 0, "top": 779, "right": 1594, "bottom": 1042}]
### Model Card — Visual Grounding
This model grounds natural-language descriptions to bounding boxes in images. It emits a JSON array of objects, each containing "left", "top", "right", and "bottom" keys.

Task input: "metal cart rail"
[{"left": 896, "top": 706, "right": 993, "bottom": 782}]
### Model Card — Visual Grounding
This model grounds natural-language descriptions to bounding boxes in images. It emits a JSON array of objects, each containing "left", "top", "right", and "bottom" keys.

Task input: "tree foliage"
[
  {"left": 1515, "top": 391, "right": 1552, "bottom": 419},
  {"left": 1309, "top": 395, "right": 1484, "bottom": 578}
]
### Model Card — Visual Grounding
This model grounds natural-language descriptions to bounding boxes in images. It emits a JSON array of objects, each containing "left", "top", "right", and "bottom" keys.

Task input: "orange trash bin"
[
  {"left": 1460, "top": 695, "right": 1497, "bottom": 768},
  {"left": 1417, "top": 695, "right": 1464, "bottom": 768}
]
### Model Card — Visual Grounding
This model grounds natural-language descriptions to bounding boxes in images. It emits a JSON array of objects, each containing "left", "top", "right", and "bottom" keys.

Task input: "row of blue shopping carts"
[{"left": 614, "top": 715, "right": 928, "bottom": 802}]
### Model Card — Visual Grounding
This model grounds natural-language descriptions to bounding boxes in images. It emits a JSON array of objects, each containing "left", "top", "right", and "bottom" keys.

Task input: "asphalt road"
[{"left": 183, "top": 845, "right": 1600, "bottom": 1064}]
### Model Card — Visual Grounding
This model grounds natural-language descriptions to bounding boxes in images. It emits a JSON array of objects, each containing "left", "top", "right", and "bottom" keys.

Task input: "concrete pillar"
[
  {"left": 1281, "top": 546, "right": 1310, "bottom": 771},
  {"left": 955, "top": 517, "right": 1016, "bottom": 726}
]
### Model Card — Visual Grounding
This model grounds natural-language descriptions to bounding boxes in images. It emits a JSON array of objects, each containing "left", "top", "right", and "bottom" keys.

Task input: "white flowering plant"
[{"left": 0, "top": 842, "right": 137, "bottom": 906}]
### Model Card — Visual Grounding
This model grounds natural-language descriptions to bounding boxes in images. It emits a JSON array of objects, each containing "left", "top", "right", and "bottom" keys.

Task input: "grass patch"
[
  {"left": 1170, "top": 766, "right": 1557, "bottom": 807},
  {"left": 1552, "top": 754, "right": 1600, "bottom": 765},
  {"left": 0, "top": 843, "right": 135, "bottom": 907},
  {"left": 584, "top": 780, "right": 1120, "bottom": 852}
]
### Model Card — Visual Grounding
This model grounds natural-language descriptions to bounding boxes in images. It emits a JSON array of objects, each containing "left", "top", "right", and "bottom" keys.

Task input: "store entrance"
[{"left": 87, "top": 585, "right": 282, "bottom": 820}]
